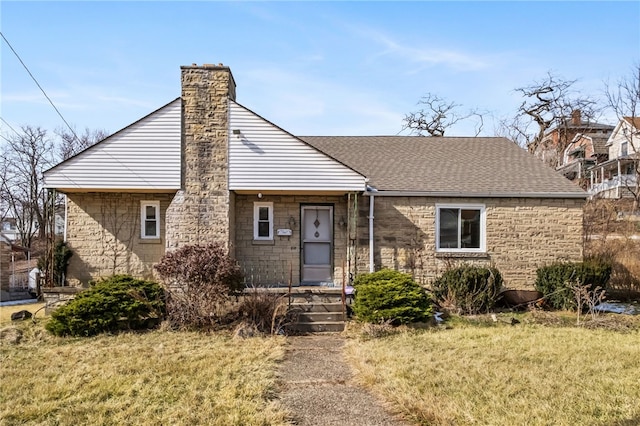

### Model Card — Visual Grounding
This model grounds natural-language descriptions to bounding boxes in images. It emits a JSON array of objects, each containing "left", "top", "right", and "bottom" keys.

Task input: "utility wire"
[
  {"left": 1, "top": 32, "right": 159, "bottom": 189},
  {"left": 0, "top": 116, "right": 21, "bottom": 137},
  {"left": 0, "top": 31, "right": 80, "bottom": 143}
]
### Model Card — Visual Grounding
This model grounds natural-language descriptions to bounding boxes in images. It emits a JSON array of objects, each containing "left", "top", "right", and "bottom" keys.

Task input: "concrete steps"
[{"left": 283, "top": 287, "right": 349, "bottom": 333}]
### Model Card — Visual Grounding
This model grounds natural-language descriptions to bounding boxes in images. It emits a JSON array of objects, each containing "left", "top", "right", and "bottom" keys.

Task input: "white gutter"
[
  {"left": 368, "top": 193, "right": 374, "bottom": 273},
  {"left": 365, "top": 190, "right": 587, "bottom": 199}
]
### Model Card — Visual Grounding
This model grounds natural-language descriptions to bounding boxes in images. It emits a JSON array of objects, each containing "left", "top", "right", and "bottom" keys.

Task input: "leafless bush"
[
  {"left": 154, "top": 244, "right": 243, "bottom": 330},
  {"left": 571, "top": 282, "right": 606, "bottom": 325},
  {"left": 236, "top": 287, "right": 300, "bottom": 335}
]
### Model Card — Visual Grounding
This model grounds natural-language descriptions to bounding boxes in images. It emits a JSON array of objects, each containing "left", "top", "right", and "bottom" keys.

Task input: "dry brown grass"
[
  {"left": 0, "top": 322, "right": 290, "bottom": 425},
  {"left": 584, "top": 199, "right": 640, "bottom": 299},
  {"left": 345, "top": 315, "right": 640, "bottom": 426},
  {"left": 0, "top": 302, "right": 45, "bottom": 324}
]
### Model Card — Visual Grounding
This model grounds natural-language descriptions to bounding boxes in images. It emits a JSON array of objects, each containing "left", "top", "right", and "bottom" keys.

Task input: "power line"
[
  {"left": 0, "top": 31, "right": 80, "bottom": 143},
  {"left": 0, "top": 116, "right": 21, "bottom": 137}
]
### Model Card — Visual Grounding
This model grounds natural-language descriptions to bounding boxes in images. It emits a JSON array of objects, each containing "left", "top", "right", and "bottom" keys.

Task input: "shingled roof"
[{"left": 301, "top": 136, "right": 586, "bottom": 197}]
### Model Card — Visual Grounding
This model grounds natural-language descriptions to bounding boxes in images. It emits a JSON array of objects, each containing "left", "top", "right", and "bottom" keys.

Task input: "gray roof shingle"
[{"left": 300, "top": 136, "right": 585, "bottom": 197}]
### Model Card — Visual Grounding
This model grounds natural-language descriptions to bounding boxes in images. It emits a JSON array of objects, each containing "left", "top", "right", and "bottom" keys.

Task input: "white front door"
[{"left": 301, "top": 206, "right": 333, "bottom": 284}]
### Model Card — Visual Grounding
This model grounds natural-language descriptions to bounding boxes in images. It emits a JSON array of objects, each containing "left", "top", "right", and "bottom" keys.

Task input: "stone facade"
[
  {"left": 165, "top": 64, "right": 236, "bottom": 252},
  {"left": 65, "top": 192, "right": 175, "bottom": 286},
  {"left": 234, "top": 194, "right": 350, "bottom": 286},
  {"left": 355, "top": 196, "right": 584, "bottom": 289}
]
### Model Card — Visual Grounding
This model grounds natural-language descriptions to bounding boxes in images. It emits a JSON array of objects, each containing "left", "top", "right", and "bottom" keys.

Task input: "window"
[
  {"left": 621, "top": 142, "right": 628, "bottom": 157},
  {"left": 140, "top": 201, "right": 160, "bottom": 239},
  {"left": 436, "top": 204, "right": 485, "bottom": 252},
  {"left": 253, "top": 202, "right": 273, "bottom": 240}
]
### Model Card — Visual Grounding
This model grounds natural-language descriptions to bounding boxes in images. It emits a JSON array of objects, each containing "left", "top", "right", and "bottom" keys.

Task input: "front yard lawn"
[
  {"left": 0, "top": 324, "right": 289, "bottom": 426},
  {"left": 345, "top": 313, "right": 640, "bottom": 426}
]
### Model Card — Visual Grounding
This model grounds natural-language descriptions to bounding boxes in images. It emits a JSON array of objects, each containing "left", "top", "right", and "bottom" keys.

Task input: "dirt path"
[{"left": 277, "top": 335, "right": 409, "bottom": 426}]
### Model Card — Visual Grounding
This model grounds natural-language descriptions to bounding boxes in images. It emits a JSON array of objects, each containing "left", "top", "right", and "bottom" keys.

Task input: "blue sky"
[{"left": 1, "top": 1, "right": 639, "bottom": 139}]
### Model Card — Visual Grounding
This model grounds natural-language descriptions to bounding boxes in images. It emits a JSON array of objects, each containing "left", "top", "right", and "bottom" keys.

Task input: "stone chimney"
[
  {"left": 571, "top": 110, "right": 581, "bottom": 126},
  {"left": 166, "top": 64, "right": 237, "bottom": 251}
]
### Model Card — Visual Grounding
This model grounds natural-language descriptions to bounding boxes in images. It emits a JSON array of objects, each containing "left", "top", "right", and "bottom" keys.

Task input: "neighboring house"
[
  {"left": 0, "top": 233, "right": 30, "bottom": 300},
  {"left": 588, "top": 117, "right": 640, "bottom": 199},
  {"left": 556, "top": 133, "right": 609, "bottom": 187},
  {"left": 43, "top": 64, "right": 586, "bottom": 290},
  {"left": 1, "top": 217, "right": 20, "bottom": 242},
  {"left": 532, "top": 110, "right": 614, "bottom": 169},
  {"left": 0, "top": 214, "right": 53, "bottom": 243}
]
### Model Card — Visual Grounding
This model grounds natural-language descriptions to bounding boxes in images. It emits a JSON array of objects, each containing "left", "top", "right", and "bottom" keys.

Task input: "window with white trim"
[
  {"left": 140, "top": 201, "right": 160, "bottom": 239},
  {"left": 436, "top": 204, "right": 486, "bottom": 252},
  {"left": 253, "top": 202, "right": 273, "bottom": 240},
  {"left": 621, "top": 141, "right": 628, "bottom": 157}
]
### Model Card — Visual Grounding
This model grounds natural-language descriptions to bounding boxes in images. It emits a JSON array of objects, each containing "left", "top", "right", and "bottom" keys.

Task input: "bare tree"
[
  {"left": 494, "top": 114, "right": 535, "bottom": 148},
  {"left": 403, "top": 93, "right": 485, "bottom": 137},
  {"left": 605, "top": 64, "right": 640, "bottom": 211},
  {"left": 56, "top": 127, "right": 107, "bottom": 160},
  {"left": 508, "top": 72, "right": 599, "bottom": 164},
  {"left": 0, "top": 126, "right": 55, "bottom": 247}
]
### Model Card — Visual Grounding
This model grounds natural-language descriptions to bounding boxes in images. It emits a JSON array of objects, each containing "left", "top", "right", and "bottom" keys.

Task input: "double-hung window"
[
  {"left": 436, "top": 204, "right": 485, "bottom": 252},
  {"left": 141, "top": 201, "right": 160, "bottom": 239},
  {"left": 621, "top": 142, "right": 628, "bottom": 157},
  {"left": 253, "top": 202, "right": 273, "bottom": 240}
]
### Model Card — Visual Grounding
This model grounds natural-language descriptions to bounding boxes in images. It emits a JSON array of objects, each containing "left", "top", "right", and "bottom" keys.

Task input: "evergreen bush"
[
  {"left": 46, "top": 275, "right": 165, "bottom": 337},
  {"left": 37, "top": 240, "right": 73, "bottom": 286},
  {"left": 432, "top": 265, "right": 503, "bottom": 314},
  {"left": 352, "top": 269, "right": 432, "bottom": 324},
  {"left": 535, "top": 259, "right": 612, "bottom": 310}
]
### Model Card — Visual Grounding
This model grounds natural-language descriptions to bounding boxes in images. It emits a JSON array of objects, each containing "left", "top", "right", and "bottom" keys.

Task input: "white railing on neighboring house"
[
  {"left": 589, "top": 174, "right": 638, "bottom": 196},
  {"left": 9, "top": 272, "right": 29, "bottom": 291}
]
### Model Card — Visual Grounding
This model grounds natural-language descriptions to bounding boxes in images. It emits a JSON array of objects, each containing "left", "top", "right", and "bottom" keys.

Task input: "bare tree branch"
[
  {"left": 55, "top": 126, "right": 107, "bottom": 160},
  {"left": 402, "top": 93, "right": 484, "bottom": 137},
  {"left": 512, "top": 72, "right": 599, "bottom": 162}
]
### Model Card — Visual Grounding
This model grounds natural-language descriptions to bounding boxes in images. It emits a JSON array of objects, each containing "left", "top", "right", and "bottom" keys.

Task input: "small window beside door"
[
  {"left": 140, "top": 201, "right": 160, "bottom": 239},
  {"left": 253, "top": 202, "right": 273, "bottom": 240}
]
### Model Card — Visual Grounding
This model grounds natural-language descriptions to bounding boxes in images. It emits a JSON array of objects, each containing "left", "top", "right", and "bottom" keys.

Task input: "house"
[
  {"left": 1, "top": 217, "right": 21, "bottom": 242},
  {"left": 0, "top": 233, "right": 31, "bottom": 301},
  {"left": 531, "top": 110, "right": 614, "bottom": 169},
  {"left": 588, "top": 117, "right": 639, "bottom": 199},
  {"left": 556, "top": 133, "right": 609, "bottom": 187},
  {"left": 43, "top": 64, "right": 586, "bottom": 290}
]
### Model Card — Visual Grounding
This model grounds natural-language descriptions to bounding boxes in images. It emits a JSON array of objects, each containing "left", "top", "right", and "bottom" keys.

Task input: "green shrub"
[
  {"left": 432, "top": 265, "right": 503, "bottom": 314},
  {"left": 352, "top": 269, "right": 432, "bottom": 325},
  {"left": 154, "top": 243, "right": 244, "bottom": 329},
  {"left": 38, "top": 240, "right": 73, "bottom": 286},
  {"left": 535, "top": 259, "right": 612, "bottom": 310},
  {"left": 46, "top": 275, "right": 165, "bottom": 337}
]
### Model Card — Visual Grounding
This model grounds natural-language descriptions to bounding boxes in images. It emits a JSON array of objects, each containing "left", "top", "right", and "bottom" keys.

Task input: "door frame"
[{"left": 300, "top": 203, "right": 334, "bottom": 285}]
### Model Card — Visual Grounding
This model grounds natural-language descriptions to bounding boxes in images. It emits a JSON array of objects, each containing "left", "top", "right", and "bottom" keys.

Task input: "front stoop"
[{"left": 286, "top": 288, "right": 349, "bottom": 333}]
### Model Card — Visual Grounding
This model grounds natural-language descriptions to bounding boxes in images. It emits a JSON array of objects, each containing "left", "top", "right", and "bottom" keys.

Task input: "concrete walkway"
[{"left": 277, "top": 335, "right": 409, "bottom": 426}]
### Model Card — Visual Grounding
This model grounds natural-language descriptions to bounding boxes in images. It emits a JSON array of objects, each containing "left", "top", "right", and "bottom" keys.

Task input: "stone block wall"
[
  {"left": 355, "top": 196, "right": 584, "bottom": 289},
  {"left": 166, "top": 64, "right": 236, "bottom": 251},
  {"left": 42, "top": 287, "right": 82, "bottom": 314},
  {"left": 65, "top": 192, "right": 176, "bottom": 286},
  {"left": 234, "top": 194, "right": 349, "bottom": 286}
]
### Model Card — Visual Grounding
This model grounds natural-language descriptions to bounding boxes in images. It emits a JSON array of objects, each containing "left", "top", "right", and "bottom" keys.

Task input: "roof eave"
[{"left": 363, "top": 190, "right": 587, "bottom": 199}]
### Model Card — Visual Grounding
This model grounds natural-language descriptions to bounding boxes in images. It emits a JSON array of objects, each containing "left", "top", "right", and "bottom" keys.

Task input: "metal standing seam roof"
[{"left": 300, "top": 136, "right": 586, "bottom": 197}]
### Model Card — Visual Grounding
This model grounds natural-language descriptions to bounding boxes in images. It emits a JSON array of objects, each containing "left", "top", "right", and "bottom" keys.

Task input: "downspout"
[
  {"left": 63, "top": 194, "right": 68, "bottom": 242},
  {"left": 369, "top": 193, "right": 374, "bottom": 272}
]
